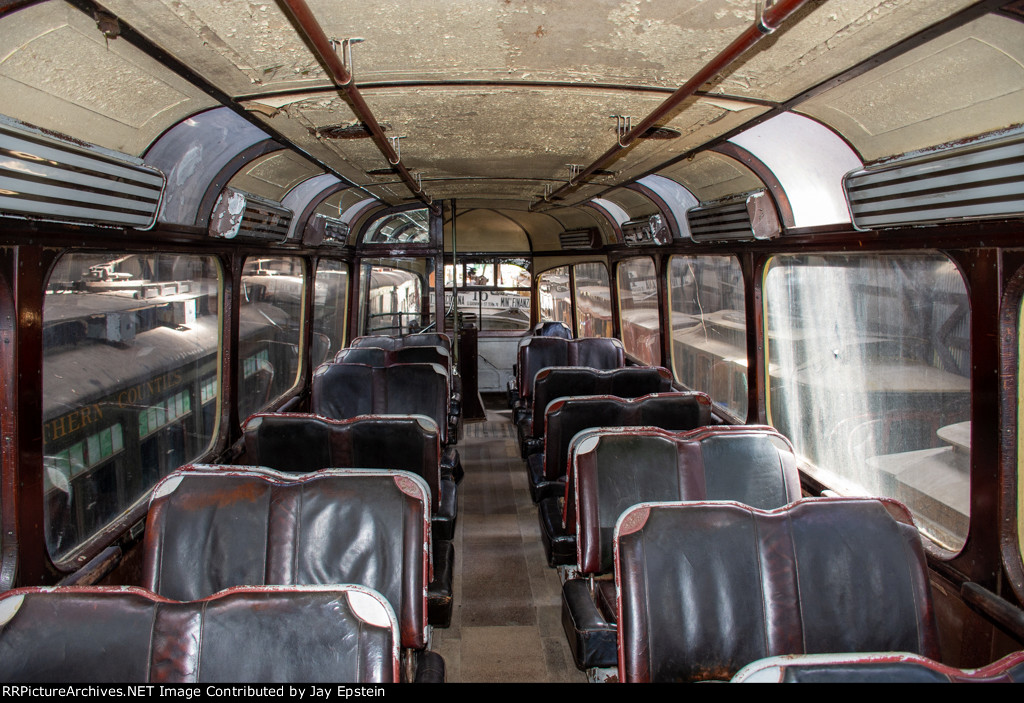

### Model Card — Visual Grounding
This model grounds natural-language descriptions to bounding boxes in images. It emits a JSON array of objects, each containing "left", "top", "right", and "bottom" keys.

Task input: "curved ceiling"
[{"left": 1, "top": 0, "right": 1020, "bottom": 232}]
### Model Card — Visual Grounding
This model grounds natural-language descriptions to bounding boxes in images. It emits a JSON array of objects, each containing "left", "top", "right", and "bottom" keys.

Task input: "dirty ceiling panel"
[
  {"left": 657, "top": 151, "right": 763, "bottom": 203},
  {"left": 420, "top": 180, "right": 560, "bottom": 205},
  {"left": 711, "top": 0, "right": 979, "bottom": 103},
  {"left": 226, "top": 150, "right": 325, "bottom": 202},
  {"left": 300, "top": 0, "right": 757, "bottom": 88},
  {"left": 310, "top": 187, "right": 375, "bottom": 219},
  {"left": 541, "top": 206, "right": 609, "bottom": 232},
  {"left": 251, "top": 86, "right": 768, "bottom": 206},
  {"left": 0, "top": 1, "right": 217, "bottom": 156},
  {"left": 600, "top": 188, "right": 660, "bottom": 219},
  {"left": 796, "top": 14, "right": 1024, "bottom": 162},
  {"left": 241, "top": 95, "right": 377, "bottom": 191},
  {"left": 102, "top": 0, "right": 326, "bottom": 95}
]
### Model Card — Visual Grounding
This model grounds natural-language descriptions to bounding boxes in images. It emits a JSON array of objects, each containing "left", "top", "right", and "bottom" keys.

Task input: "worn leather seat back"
[
  {"left": 0, "top": 585, "right": 399, "bottom": 683},
  {"left": 335, "top": 346, "right": 389, "bottom": 366},
  {"left": 732, "top": 650, "right": 1024, "bottom": 683},
  {"left": 335, "top": 344, "right": 450, "bottom": 372},
  {"left": 515, "top": 337, "right": 626, "bottom": 414},
  {"left": 313, "top": 362, "right": 451, "bottom": 444},
  {"left": 311, "top": 362, "right": 376, "bottom": 418},
  {"left": 142, "top": 467, "right": 431, "bottom": 650},
  {"left": 615, "top": 499, "right": 940, "bottom": 682},
  {"left": 351, "top": 335, "right": 401, "bottom": 351},
  {"left": 351, "top": 333, "right": 452, "bottom": 352},
  {"left": 405, "top": 332, "right": 453, "bottom": 352},
  {"left": 572, "top": 425, "right": 802, "bottom": 574},
  {"left": 242, "top": 413, "right": 442, "bottom": 513},
  {"left": 540, "top": 392, "right": 712, "bottom": 485},
  {"left": 525, "top": 366, "right": 673, "bottom": 444}
]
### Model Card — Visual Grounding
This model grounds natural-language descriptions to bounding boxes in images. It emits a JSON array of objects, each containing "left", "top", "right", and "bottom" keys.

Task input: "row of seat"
[
  {"left": 1, "top": 466, "right": 448, "bottom": 682},
  {"left": 553, "top": 424, "right": 802, "bottom": 671},
  {"left": 0, "top": 584, "right": 403, "bottom": 683},
  {"left": 614, "top": 497, "right": 938, "bottom": 682},
  {"left": 505, "top": 332, "right": 1023, "bottom": 683},
  {"left": 253, "top": 333, "right": 462, "bottom": 624},
  {"left": 507, "top": 335, "right": 625, "bottom": 419}
]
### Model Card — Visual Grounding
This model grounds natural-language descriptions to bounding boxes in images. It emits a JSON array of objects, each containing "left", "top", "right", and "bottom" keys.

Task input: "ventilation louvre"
[
  {"left": 845, "top": 130, "right": 1024, "bottom": 230},
  {"left": 0, "top": 117, "right": 165, "bottom": 230},
  {"left": 559, "top": 229, "right": 599, "bottom": 250},
  {"left": 209, "top": 187, "right": 292, "bottom": 243},
  {"left": 687, "top": 190, "right": 779, "bottom": 243},
  {"left": 303, "top": 213, "right": 350, "bottom": 246},
  {"left": 622, "top": 214, "right": 670, "bottom": 246}
]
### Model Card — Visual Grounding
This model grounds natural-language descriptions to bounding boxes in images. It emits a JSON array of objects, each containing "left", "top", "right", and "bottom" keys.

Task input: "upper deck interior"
[{"left": 1, "top": 0, "right": 1024, "bottom": 682}]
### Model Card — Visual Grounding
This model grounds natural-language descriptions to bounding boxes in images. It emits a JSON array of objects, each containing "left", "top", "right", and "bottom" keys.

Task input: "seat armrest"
[
  {"left": 562, "top": 578, "right": 618, "bottom": 670},
  {"left": 414, "top": 650, "right": 447, "bottom": 683},
  {"left": 428, "top": 539, "right": 455, "bottom": 628}
]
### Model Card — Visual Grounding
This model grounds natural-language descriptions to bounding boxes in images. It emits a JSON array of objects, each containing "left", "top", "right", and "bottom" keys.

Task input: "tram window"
[
  {"left": 764, "top": 253, "right": 970, "bottom": 551},
  {"left": 573, "top": 262, "right": 612, "bottom": 339},
  {"left": 313, "top": 260, "right": 349, "bottom": 366},
  {"left": 359, "top": 258, "right": 433, "bottom": 336},
  {"left": 445, "top": 258, "right": 531, "bottom": 331},
  {"left": 669, "top": 256, "right": 747, "bottom": 419},
  {"left": 538, "top": 267, "right": 571, "bottom": 329},
  {"left": 239, "top": 256, "right": 305, "bottom": 421},
  {"left": 617, "top": 257, "right": 661, "bottom": 366},
  {"left": 362, "top": 208, "right": 431, "bottom": 245},
  {"left": 42, "top": 253, "right": 221, "bottom": 563}
]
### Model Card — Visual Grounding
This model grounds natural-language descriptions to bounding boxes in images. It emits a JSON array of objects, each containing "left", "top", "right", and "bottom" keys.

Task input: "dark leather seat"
[
  {"left": 142, "top": 467, "right": 434, "bottom": 654},
  {"left": 351, "top": 335, "right": 403, "bottom": 351},
  {"left": 508, "top": 337, "right": 625, "bottom": 418},
  {"left": 615, "top": 498, "right": 941, "bottom": 682},
  {"left": 732, "top": 650, "right": 1024, "bottom": 683},
  {"left": 240, "top": 413, "right": 456, "bottom": 627},
  {"left": 242, "top": 412, "right": 456, "bottom": 541},
  {"left": 507, "top": 325, "right": 572, "bottom": 406},
  {"left": 312, "top": 361, "right": 461, "bottom": 481},
  {"left": 350, "top": 333, "right": 452, "bottom": 353},
  {"left": 555, "top": 425, "right": 802, "bottom": 669},
  {"left": 333, "top": 345, "right": 462, "bottom": 439},
  {"left": 337, "top": 343, "right": 453, "bottom": 374},
  {"left": 0, "top": 585, "right": 401, "bottom": 683},
  {"left": 334, "top": 345, "right": 390, "bottom": 366},
  {"left": 526, "top": 392, "right": 712, "bottom": 502},
  {"left": 517, "top": 366, "right": 674, "bottom": 458}
]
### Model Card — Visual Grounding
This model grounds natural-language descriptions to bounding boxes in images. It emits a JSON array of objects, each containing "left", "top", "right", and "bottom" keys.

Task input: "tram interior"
[{"left": 0, "top": 0, "right": 1023, "bottom": 684}]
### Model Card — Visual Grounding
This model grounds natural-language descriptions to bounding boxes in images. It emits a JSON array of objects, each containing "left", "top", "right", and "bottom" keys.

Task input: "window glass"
[
  {"left": 362, "top": 208, "right": 431, "bottom": 245},
  {"left": 445, "top": 258, "right": 531, "bottom": 331},
  {"left": 574, "top": 263, "right": 612, "bottom": 338},
  {"left": 617, "top": 257, "right": 661, "bottom": 366},
  {"left": 538, "top": 267, "right": 571, "bottom": 328},
  {"left": 669, "top": 256, "right": 747, "bottom": 419},
  {"left": 313, "top": 259, "right": 349, "bottom": 366},
  {"left": 239, "top": 256, "right": 305, "bottom": 420},
  {"left": 43, "top": 253, "right": 221, "bottom": 562},
  {"left": 765, "top": 253, "right": 970, "bottom": 550},
  {"left": 359, "top": 258, "right": 433, "bottom": 336}
]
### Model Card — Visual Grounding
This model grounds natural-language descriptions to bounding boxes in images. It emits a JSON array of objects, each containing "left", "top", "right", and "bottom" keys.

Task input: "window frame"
[
  {"left": 762, "top": 249, "right": 973, "bottom": 555},
  {"left": 41, "top": 250, "right": 225, "bottom": 568}
]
